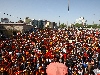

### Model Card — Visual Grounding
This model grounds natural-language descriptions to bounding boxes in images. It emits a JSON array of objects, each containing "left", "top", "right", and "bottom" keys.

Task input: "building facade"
[
  {"left": 31, "top": 19, "right": 38, "bottom": 27},
  {"left": 0, "top": 23, "right": 34, "bottom": 37},
  {"left": 24, "top": 17, "right": 32, "bottom": 24},
  {"left": 1, "top": 18, "right": 9, "bottom": 23},
  {"left": 38, "top": 20, "right": 44, "bottom": 29},
  {"left": 44, "top": 21, "right": 50, "bottom": 28},
  {"left": 27, "top": 18, "right": 58, "bottom": 29}
]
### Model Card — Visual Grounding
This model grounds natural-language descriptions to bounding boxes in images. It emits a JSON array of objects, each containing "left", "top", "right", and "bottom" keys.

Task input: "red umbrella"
[{"left": 46, "top": 62, "right": 68, "bottom": 75}]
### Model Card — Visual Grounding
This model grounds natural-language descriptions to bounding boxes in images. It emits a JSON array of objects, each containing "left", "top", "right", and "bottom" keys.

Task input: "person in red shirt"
[{"left": 83, "top": 52, "right": 88, "bottom": 62}]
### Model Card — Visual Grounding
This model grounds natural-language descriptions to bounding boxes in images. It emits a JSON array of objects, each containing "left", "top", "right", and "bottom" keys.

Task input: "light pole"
[
  {"left": 67, "top": 21, "right": 68, "bottom": 29},
  {"left": 93, "top": 21, "right": 94, "bottom": 25},
  {"left": 93, "top": 14, "right": 95, "bottom": 25},
  {"left": 99, "top": 20, "right": 100, "bottom": 25},
  {"left": 74, "top": 22, "right": 75, "bottom": 29},
  {"left": 59, "top": 16, "right": 60, "bottom": 27}
]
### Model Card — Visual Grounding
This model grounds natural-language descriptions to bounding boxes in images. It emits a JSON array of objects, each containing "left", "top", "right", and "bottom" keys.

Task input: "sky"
[{"left": 0, "top": 0, "right": 100, "bottom": 25}]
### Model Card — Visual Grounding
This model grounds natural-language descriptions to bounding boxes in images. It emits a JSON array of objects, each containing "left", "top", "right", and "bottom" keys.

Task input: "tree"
[
  {"left": 92, "top": 24, "right": 97, "bottom": 28},
  {"left": 85, "top": 24, "right": 99, "bottom": 28},
  {"left": 74, "top": 23, "right": 82, "bottom": 28},
  {"left": 59, "top": 23, "right": 66, "bottom": 28},
  {"left": 86, "top": 25, "right": 92, "bottom": 28}
]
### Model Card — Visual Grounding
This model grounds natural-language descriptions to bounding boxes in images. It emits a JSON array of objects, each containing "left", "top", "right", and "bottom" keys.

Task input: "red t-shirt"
[
  {"left": 63, "top": 54, "right": 67, "bottom": 59},
  {"left": 83, "top": 52, "right": 88, "bottom": 58}
]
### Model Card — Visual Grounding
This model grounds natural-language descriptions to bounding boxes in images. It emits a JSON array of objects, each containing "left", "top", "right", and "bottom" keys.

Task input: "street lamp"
[
  {"left": 74, "top": 22, "right": 75, "bottom": 29},
  {"left": 59, "top": 16, "right": 60, "bottom": 27},
  {"left": 93, "top": 14, "right": 95, "bottom": 25},
  {"left": 67, "top": 21, "right": 68, "bottom": 29},
  {"left": 99, "top": 20, "right": 100, "bottom": 25}
]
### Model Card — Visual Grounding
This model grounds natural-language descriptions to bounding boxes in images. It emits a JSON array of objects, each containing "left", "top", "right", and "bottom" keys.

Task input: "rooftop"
[{"left": 0, "top": 23, "right": 25, "bottom": 24}]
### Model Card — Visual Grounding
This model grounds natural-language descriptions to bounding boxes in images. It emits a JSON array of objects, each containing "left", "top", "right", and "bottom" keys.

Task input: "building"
[
  {"left": 31, "top": 19, "right": 48, "bottom": 29},
  {"left": 1, "top": 18, "right": 9, "bottom": 23},
  {"left": 0, "top": 23, "right": 34, "bottom": 37},
  {"left": 76, "top": 17, "right": 87, "bottom": 25},
  {"left": 29, "top": 18, "right": 58, "bottom": 29},
  {"left": 38, "top": 20, "right": 44, "bottom": 29},
  {"left": 31, "top": 19, "right": 44, "bottom": 29},
  {"left": 45, "top": 21, "right": 50, "bottom": 28},
  {"left": 31, "top": 19, "right": 38, "bottom": 27},
  {"left": 42, "top": 20, "right": 47, "bottom": 28},
  {"left": 24, "top": 17, "right": 32, "bottom": 24},
  {"left": 49, "top": 22, "right": 57, "bottom": 28},
  {"left": 18, "top": 20, "right": 24, "bottom": 23}
]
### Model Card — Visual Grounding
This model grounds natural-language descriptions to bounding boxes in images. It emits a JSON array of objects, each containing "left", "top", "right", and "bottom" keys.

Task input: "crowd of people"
[{"left": 0, "top": 27, "right": 100, "bottom": 75}]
